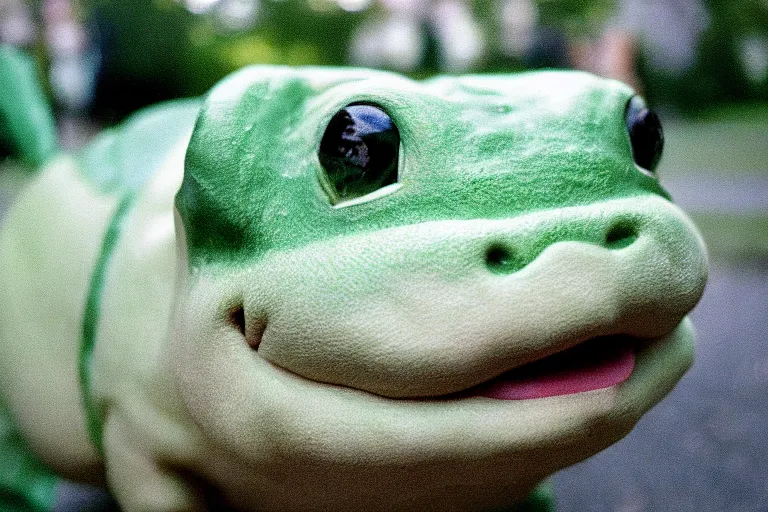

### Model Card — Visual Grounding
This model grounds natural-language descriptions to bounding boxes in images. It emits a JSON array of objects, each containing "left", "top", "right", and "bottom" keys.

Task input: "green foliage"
[
  {"left": 81, "top": 0, "right": 767, "bottom": 118},
  {"left": 536, "top": 0, "right": 615, "bottom": 36},
  {"left": 85, "top": 0, "right": 365, "bottom": 118},
  {"left": 640, "top": 0, "right": 768, "bottom": 113},
  {"left": 0, "top": 45, "right": 58, "bottom": 166}
]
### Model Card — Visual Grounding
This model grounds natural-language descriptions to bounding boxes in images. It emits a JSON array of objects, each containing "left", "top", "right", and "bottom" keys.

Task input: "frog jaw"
[
  {"left": 231, "top": 194, "right": 705, "bottom": 399},
  {"left": 174, "top": 193, "right": 707, "bottom": 400},
  {"left": 170, "top": 194, "right": 704, "bottom": 507},
  {"left": 177, "top": 316, "right": 691, "bottom": 511}
]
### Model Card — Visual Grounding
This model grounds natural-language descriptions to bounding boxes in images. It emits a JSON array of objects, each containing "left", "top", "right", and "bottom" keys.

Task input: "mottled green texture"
[
  {"left": 177, "top": 67, "right": 669, "bottom": 268},
  {"left": 78, "top": 99, "right": 200, "bottom": 194},
  {"left": 0, "top": 45, "right": 58, "bottom": 167},
  {"left": 0, "top": 401, "right": 57, "bottom": 512}
]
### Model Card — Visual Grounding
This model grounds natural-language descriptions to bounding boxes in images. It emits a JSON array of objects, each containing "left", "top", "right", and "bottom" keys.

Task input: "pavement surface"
[
  {"left": 555, "top": 261, "right": 768, "bottom": 512},
  {"left": 665, "top": 175, "right": 768, "bottom": 213}
]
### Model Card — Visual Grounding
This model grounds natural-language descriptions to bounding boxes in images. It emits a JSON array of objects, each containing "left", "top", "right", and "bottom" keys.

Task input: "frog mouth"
[
  {"left": 235, "top": 299, "right": 638, "bottom": 400},
  {"left": 450, "top": 336, "right": 636, "bottom": 400}
]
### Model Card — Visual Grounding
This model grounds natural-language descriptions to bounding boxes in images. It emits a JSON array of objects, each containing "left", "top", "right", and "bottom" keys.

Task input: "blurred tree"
[
  {"left": 38, "top": 0, "right": 764, "bottom": 119},
  {"left": 639, "top": 0, "right": 768, "bottom": 113},
  {"left": 88, "top": 0, "right": 211, "bottom": 119},
  {"left": 86, "top": 0, "right": 365, "bottom": 120},
  {"left": 704, "top": 0, "right": 768, "bottom": 98},
  {"left": 535, "top": 0, "right": 615, "bottom": 38}
]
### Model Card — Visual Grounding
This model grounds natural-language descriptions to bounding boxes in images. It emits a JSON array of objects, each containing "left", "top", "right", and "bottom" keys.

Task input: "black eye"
[
  {"left": 318, "top": 104, "right": 400, "bottom": 203},
  {"left": 625, "top": 95, "right": 664, "bottom": 173}
]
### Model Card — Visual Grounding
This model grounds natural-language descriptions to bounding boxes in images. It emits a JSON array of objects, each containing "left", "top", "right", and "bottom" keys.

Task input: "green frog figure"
[{"left": 0, "top": 45, "right": 707, "bottom": 511}]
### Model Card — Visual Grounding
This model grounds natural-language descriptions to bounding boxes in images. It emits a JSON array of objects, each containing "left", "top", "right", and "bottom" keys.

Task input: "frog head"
[{"left": 171, "top": 67, "right": 707, "bottom": 510}]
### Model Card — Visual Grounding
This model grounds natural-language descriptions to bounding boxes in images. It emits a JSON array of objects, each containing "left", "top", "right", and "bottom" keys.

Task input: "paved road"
[
  {"left": 665, "top": 175, "right": 768, "bottom": 213},
  {"left": 555, "top": 261, "right": 768, "bottom": 512}
]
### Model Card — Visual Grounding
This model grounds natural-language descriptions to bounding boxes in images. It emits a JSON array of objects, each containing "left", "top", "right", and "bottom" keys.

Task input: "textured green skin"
[
  {"left": 0, "top": 65, "right": 708, "bottom": 511},
  {"left": 0, "top": 46, "right": 58, "bottom": 166},
  {"left": 179, "top": 68, "right": 669, "bottom": 266}
]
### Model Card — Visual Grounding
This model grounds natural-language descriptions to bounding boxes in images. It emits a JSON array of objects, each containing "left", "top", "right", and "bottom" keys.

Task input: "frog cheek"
[{"left": 251, "top": 195, "right": 707, "bottom": 400}]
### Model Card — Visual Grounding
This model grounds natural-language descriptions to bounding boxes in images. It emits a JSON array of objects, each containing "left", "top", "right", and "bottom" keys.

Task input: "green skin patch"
[{"left": 0, "top": 66, "right": 707, "bottom": 511}]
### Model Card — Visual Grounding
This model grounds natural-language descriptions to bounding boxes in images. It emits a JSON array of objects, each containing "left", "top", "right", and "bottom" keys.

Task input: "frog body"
[{"left": 0, "top": 58, "right": 707, "bottom": 511}]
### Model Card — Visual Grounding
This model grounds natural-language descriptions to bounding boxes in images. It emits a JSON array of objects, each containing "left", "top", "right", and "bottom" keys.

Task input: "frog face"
[{"left": 171, "top": 67, "right": 707, "bottom": 509}]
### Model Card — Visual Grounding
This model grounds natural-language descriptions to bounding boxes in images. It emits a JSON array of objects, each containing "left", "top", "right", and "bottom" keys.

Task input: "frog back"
[{"left": 0, "top": 99, "right": 199, "bottom": 479}]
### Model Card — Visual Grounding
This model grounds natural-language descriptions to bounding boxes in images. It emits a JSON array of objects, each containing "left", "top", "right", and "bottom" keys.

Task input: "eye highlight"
[
  {"left": 625, "top": 95, "right": 664, "bottom": 173},
  {"left": 318, "top": 104, "right": 400, "bottom": 204}
]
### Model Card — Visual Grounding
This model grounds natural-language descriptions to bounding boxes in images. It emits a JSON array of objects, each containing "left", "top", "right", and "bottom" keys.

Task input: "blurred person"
[
  {"left": 44, "top": 0, "right": 97, "bottom": 112},
  {"left": 499, "top": 0, "right": 537, "bottom": 59},
  {"left": 43, "top": 0, "right": 99, "bottom": 147},
  {"left": 572, "top": 0, "right": 709, "bottom": 93},
  {"left": 570, "top": 28, "right": 641, "bottom": 91},
  {"left": 0, "top": 0, "right": 37, "bottom": 47}
]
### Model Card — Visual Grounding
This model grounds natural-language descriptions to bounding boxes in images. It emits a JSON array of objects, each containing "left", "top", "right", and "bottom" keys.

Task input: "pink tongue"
[{"left": 471, "top": 338, "right": 635, "bottom": 400}]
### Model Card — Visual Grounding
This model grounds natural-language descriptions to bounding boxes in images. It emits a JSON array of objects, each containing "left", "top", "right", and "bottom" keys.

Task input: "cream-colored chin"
[
  {"left": 172, "top": 299, "right": 692, "bottom": 511},
  {"left": 170, "top": 194, "right": 703, "bottom": 509}
]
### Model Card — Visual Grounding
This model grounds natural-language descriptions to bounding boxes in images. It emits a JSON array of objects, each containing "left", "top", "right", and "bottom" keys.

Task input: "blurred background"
[{"left": 1, "top": 0, "right": 767, "bottom": 510}]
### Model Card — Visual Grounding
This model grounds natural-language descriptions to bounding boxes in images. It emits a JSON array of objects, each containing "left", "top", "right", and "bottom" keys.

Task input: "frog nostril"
[
  {"left": 229, "top": 304, "right": 267, "bottom": 350},
  {"left": 229, "top": 305, "right": 246, "bottom": 337},
  {"left": 485, "top": 243, "right": 522, "bottom": 274},
  {"left": 605, "top": 220, "right": 638, "bottom": 249}
]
